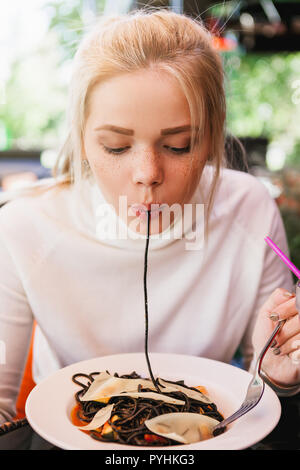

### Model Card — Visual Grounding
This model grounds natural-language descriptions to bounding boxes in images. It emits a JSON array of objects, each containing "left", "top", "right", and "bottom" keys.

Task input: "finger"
[
  {"left": 272, "top": 315, "right": 300, "bottom": 348},
  {"left": 261, "top": 288, "right": 295, "bottom": 318},
  {"left": 271, "top": 332, "right": 300, "bottom": 357},
  {"left": 268, "top": 296, "right": 298, "bottom": 322}
]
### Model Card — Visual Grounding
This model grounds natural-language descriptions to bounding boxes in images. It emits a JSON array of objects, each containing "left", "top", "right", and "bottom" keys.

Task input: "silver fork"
[{"left": 213, "top": 320, "right": 285, "bottom": 435}]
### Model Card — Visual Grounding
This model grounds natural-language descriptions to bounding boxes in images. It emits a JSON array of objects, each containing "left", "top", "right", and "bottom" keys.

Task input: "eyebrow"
[{"left": 93, "top": 124, "right": 193, "bottom": 136}]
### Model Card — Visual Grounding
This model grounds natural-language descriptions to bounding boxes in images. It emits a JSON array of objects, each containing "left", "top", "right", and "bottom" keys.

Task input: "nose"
[{"left": 132, "top": 148, "right": 163, "bottom": 188}]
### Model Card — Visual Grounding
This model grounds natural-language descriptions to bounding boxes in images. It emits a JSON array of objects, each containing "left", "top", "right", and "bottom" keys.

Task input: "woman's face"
[{"left": 83, "top": 69, "right": 209, "bottom": 235}]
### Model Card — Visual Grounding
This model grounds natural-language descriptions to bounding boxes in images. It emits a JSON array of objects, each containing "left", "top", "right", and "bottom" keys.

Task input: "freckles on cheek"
[
  {"left": 172, "top": 163, "right": 193, "bottom": 182},
  {"left": 173, "top": 158, "right": 202, "bottom": 196}
]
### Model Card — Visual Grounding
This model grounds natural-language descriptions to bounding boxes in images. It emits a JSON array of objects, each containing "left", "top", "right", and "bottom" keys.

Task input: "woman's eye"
[
  {"left": 101, "top": 145, "right": 129, "bottom": 155},
  {"left": 100, "top": 144, "right": 190, "bottom": 155},
  {"left": 167, "top": 145, "right": 190, "bottom": 154}
]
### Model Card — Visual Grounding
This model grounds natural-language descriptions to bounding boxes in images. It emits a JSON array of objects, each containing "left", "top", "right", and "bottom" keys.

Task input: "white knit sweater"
[{"left": 0, "top": 167, "right": 293, "bottom": 422}]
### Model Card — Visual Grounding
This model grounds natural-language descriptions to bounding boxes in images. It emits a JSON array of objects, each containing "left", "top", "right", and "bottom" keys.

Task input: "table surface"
[{"left": 0, "top": 394, "right": 299, "bottom": 450}]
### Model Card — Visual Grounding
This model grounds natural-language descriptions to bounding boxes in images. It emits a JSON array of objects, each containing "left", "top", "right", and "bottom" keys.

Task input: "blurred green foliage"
[
  {"left": 224, "top": 51, "right": 300, "bottom": 166},
  {"left": 0, "top": 0, "right": 106, "bottom": 151},
  {"left": 287, "top": 140, "right": 300, "bottom": 167},
  {"left": 45, "top": 0, "right": 106, "bottom": 62},
  {"left": 274, "top": 168, "right": 300, "bottom": 273},
  {"left": 1, "top": 42, "right": 67, "bottom": 150},
  {"left": 281, "top": 210, "right": 300, "bottom": 278}
]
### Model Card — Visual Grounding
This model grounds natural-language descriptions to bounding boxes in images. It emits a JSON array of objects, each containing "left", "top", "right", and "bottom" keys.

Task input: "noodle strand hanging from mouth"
[{"left": 143, "top": 209, "right": 161, "bottom": 393}]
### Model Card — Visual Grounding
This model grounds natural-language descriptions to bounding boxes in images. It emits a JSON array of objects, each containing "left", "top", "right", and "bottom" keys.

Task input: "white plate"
[{"left": 25, "top": 353, "right": 281, "bottom": 450}]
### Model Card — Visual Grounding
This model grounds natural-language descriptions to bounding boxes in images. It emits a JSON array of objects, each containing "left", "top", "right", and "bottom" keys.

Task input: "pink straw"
[{"left": 264, "top": 236, "right": 300, "bottom": 280}]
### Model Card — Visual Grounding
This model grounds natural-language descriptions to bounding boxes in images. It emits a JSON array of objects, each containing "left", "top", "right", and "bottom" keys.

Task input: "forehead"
[{"left": 86, "top": 69, "right": 191, "bottom": 131}]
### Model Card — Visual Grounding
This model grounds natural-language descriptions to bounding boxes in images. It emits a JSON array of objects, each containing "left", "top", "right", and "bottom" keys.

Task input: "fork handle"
[
  {"left": 256, "top": 320, "right": 286, "bottom": 371},
  {"left": 213, "top": 403, "right": 257, "bottom": 433},
  {"left": 214, "top": 322, "right": 286, "bottom": 434}
]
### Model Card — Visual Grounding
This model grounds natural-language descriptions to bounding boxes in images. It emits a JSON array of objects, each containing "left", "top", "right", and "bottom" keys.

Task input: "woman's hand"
[{"left": 252, "top": 288, "right": 300, "bottom": 386}]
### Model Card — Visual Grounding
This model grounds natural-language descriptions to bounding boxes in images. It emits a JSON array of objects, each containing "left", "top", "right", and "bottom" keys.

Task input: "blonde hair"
[{"left": 1, "top": 8, "right": 226, "bottom": 224}]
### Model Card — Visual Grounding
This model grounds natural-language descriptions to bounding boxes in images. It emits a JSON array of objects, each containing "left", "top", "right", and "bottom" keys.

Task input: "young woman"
[{"left": 0, "top": 8, "right": 299, "bottom": 425}]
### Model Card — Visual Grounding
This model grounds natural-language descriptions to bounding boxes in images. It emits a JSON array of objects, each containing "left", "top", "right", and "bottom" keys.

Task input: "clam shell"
[{"left": 145, "top": 412, "right": 219, "bottom": 444}]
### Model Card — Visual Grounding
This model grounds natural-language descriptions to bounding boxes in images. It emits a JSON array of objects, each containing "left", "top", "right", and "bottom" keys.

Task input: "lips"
[{"left": 130, "top": 203, "right": 167, "bottom": 217}]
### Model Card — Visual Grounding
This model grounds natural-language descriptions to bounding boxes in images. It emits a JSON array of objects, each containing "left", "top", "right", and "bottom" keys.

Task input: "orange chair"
[{"left": 14, "top": 323, "right": 36, "bottom": 420}]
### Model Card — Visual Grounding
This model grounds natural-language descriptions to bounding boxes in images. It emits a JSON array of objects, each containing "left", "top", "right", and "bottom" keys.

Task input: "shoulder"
[
  {"left": 0, "top": 180, "right": 78, "bottom": 278},
  {"left": 0, "top": 179, "right": 73, "bottom": 241},
  {"left": 206, "top": 167, "right": 281, "bottom": 241},
  {"left": 217, "top": 167, "right": 272, "bottom": 205}
]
